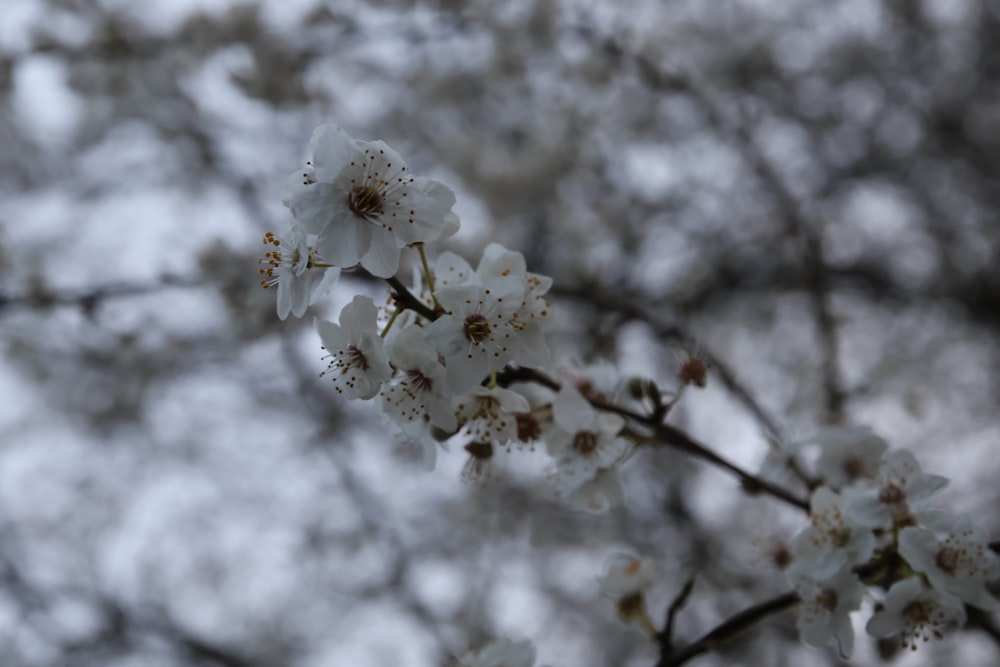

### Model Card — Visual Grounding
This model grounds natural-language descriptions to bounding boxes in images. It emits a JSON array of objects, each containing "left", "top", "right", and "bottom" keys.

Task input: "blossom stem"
[
  {"left": 656, "top": 591, "right": 799, "bottom": 667},
  {"left": 380, "top": 308, "right": 401, "bottom": 338},
  {"left": 415, "top": 243, "right": 441, "bottom": 308},
  {"left": 385, "top": 276, "right": 438, "bottom": 321}
]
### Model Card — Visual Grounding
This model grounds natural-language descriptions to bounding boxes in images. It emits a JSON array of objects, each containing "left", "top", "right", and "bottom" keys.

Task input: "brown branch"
[
  {"left": 656, "top": 591, "right": 799, "bottom": 667},
  {"left": 495, "top": 366, "right": 809, "bottom": 512}
]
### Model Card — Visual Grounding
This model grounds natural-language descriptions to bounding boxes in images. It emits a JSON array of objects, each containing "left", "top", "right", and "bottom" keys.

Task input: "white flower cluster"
[
  {"left": 261, "top": 126, "right": 999, "bottom": 659},
  {"left": 259, "top": 124, "right": 646, "bottom": 503},
  {"left": 781, "top": 427, "right": 999, "bottom": 657}
]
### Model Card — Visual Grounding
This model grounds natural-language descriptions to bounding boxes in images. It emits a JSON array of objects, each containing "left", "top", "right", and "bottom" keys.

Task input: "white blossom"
[
  {"left": 380, "top": 326, "right": 455, "bottom": 432},
  {"left": 793, "top": 566, "right": 865, "bottom": 658},
  {"left": 425, "top": 277, "right": 526, "bottom": 391},
  {"left": 786, "top": 486, "right": 875, "bottom": 582},
  {"left": 598, "top": 553, "right": 656, "bottom": 598},
  {"left": 808, "top": 426, "right": 888, "bottom": 489},
  {"left": 866, "top": 577, "right": 966, "bottom": 649},
  {"left": 564, "top": 466, "right": 625, "bottom": 513},
  {"left": 546, "top": 386, "right": 629, "bottom": 493},
  {"left": 257, "top": 225, "right": 339, "bottom": 320},
  {"left": 453, "top": 386, "right": 530, "bottom": 446},
  {"left": 425, "top": 246, "right": 552, "bottom": 391},
  {"left": 316, "top": 295, "right": 391, "bottom": 400},
  {"left": 847, "top": 449, "right": 948, "bottom": 529},
  {"left": 898, "top": 518, "right": 999, "bottom": 610},
  {"left": 283, "top": 124, "right": 457, "bottom": 277}
]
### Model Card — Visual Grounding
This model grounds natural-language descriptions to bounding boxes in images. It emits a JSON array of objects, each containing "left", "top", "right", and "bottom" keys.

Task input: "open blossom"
[
  {"left": 475, "top": 243, "right": 552, "bottom": 366},
  {"left": 316, "top": 295, "right": 391, "bottom": 400},
  {"left": 564, "top": 466, "right": 625, "bottom": 513},
  {"left": 546, "top": 386, "right": 629, "bottom": 493},
  {"left": 807, "top": 426, "right": 888, "bottom": 489},
  {"left": 425, "top": 246, "right": 552, "bottom": 392},
  {"left": 867, "top": 577, "right": 966, "bottom": 649},
  {"left": 599, "top": 553, "right": 657, "bottom": 598},
  {"left": 898, "top": 518, "right": 999, "bottom": 610},
  {"left": 283, "top": 124, "right": 458, "bottom": 277},
  {"left": 793, "top": 566, "right": 865, "bottom": 658},
  {"left": 453, "top": 387, "right": 530, "bottom": 446},
  {"left": 257, "top": 225, "right": 339, "bottom": 320},
  {"left": 847, "top": 449, "right": 948, "bottom": 529},
  {"left": 380, "top": 325, "right": 455, "bottom": 433},
  {"left": 786, "top": 487, "right": 875, "bottom": 582}
]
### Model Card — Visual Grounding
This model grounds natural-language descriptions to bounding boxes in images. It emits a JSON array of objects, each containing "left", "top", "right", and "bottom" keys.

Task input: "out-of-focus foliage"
[{"left": 1, "top": 0, "right": 999, "bottom": 665}]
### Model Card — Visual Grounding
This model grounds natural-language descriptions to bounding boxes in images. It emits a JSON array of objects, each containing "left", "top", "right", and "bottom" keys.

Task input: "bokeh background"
[{"left": 2, "top": 0, "right": 999, "bottom": 665}]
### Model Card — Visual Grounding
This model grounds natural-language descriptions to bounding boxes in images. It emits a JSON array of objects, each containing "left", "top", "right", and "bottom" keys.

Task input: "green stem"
[
  {"left": 416, "top": 244, "right": 438, "bottom": 299},
  {"left": 380, "top": 308, "right": 401, "bottom": 338}
]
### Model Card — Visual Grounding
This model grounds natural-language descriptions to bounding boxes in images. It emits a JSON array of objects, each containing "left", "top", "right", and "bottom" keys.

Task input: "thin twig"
[{"left": 495, "top": 366, "right": 809, "bottom": 512}]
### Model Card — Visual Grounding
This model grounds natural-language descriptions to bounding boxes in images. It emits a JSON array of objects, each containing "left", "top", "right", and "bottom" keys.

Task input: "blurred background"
[{"left": 1, "top": 0, "right": 999, "bottom": 665}]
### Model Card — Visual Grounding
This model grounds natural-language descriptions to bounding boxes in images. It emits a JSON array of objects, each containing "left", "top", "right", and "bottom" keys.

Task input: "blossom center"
[
  {"left": 816, "top": 587, "right": 838, "bottom": 611},
  {"left": 346, "top": 344, "right": 370, "bottom": 371},
  {"left": 879, "top": 482, "right": 906, "bottom": 505},
  {"left": 406, "top": 369, "right": 433, "bottom": 393},
  {"left": 348, "top": 185, "right": 385, "bottom": 220},
  {"left": 515, "top": 412, "right": 541, "bottom": 442},
  {"left": 842, "top": 456, "right": 864, "bottom": 480},
  {"left": 463, "top": 314, "right": 492, "bottom": 344},
  {"left": 935, "top": 547, "right": 960, "bottom": 574},
  {"left": 572, "top": 431, "right": 599, "bottom": 455}
]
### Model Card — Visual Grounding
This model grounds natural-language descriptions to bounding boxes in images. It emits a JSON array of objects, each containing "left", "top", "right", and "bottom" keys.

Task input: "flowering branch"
[
  {"left": 495, "top": 366, "right": 810, "bottom": 512},
  {"left": 655, "top": 591, "right": 800, "bottom": 667}
]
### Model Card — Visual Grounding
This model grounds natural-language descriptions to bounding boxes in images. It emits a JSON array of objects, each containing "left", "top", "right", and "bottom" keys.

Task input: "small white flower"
[
  {"left": 546, "top": 387, "right": 628, "bottom": 493},
  {"left": 257, "top": 225, "right": 339, "bottom": 320},
  {"left": 786, "top": 487, "right": 875, "bottom": 583},
  {"left": 807, "top": 426, "right": 888, "bottom": 489},
  {"left": 283, "top": 124, "right": 458, "bottom": 278},
  {"left": 866, "top": 577, "right": 966, "bottom": 649},
  {"left": 381, "top": 326, "right": 455, "bottom": 430},
  {"left": 316, "top": 296, "right": 392, "bottom": 400},
  {"left": 898, "top": 518, "right": 1000, "bottom": 610},
  {"left": 475, "top": 243, "right": 553, "bottom": 366},
  {"left": 453, "top": 387, "right": 530, "bottom": 446},
  {"left": 847, "top": 449, "right": 948, "bottom": 529},
  {"left": 425, "top": 279, "right": 526, "bottom": 392},
  {"left": 794, "top": 566, "right": 865, "bottom": 658},
  {"left": 565, "top": 466, "right": 625, "bottom": 513},
  {"left": 598, "top": 553, "right": 656, "bottom": 598},
  {"left": 458, "top": 638, "right": 536, "bottom": 667}
]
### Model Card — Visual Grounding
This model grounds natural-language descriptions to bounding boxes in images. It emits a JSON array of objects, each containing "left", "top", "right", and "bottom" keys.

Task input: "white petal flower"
[
  {"left": 786, "top": 487, "right": 875, "bottom": 583},
  {"left": 898, "top": 518, "right": 1000, "bottom": 610},
  {"left": 453, "top": 387, "right": 530, "bottom": 446},
  {"left": 546, "top": 387, "right": 628, "bottom": 492},
  {"left": 257, "top": 226, "right": 339, "bottom": 320},
  {"left": 806, "top": 426, "right": 888, "bottom": 489},
  {"left": 283, "top": 125, "right": 458, "bottom": 278},
  {"left": 598, "top": 553, "right": 656, "bottom": 598},
  {"left": 866, "top": 577, "right": 966, "bottom": 649},
  {"left": 380, "top": 325, "right": 456, "bottom": 432},
  {"left": 316, "top": 296, "right": 392, "bottom": 400},
  {"left": 847, "top": 449, "right": 948, "bottom": 529},
  {"left": 565, "top": 466, "right": 625, "bottom": 513},
  {"left": 458, "top": 638, "right": 536, "bottom": 667},
  {"left": 794, "top": 567, "right": 865, "bottom": 658},
  {"left": 425, "top": 279, "right": 526, "bottom": 392}
]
